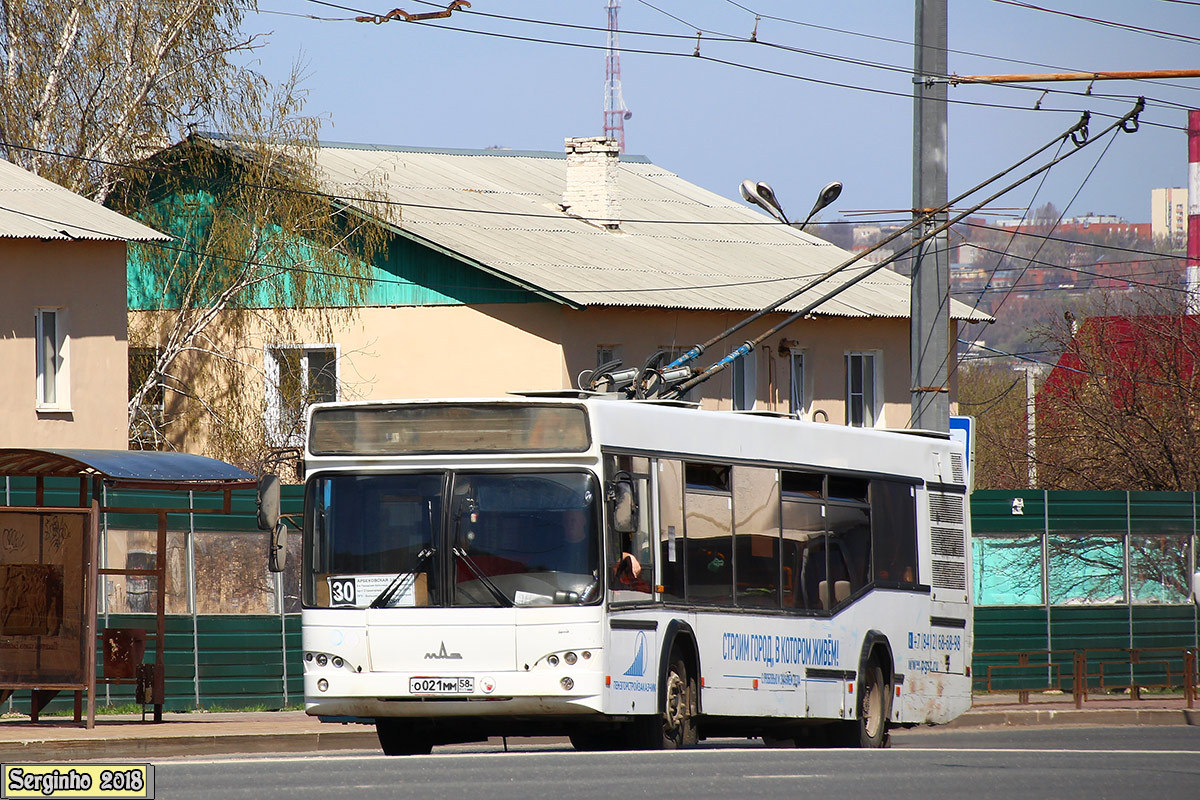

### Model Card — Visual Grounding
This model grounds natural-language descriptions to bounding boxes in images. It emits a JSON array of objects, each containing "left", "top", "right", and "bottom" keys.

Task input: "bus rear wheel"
[
  {"left": 376, "top": 719, "right": 433, "bottom": 756},
  {"left": 833, "top": 662, "right": 890, "bottom": 748}
]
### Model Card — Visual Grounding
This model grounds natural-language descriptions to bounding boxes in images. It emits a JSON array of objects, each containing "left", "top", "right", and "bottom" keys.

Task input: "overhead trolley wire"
[
  {"left": 986, "top": 0, "right": 1200, "bottom": 47},
  {"left": 653, "top": 99, "right": 1144, "bottom": 401},
  {"left": 294, "top": 0, "right": 1182, "bottom": 123},
  {"left": 916, "top": 126, "right": 1126, "bottom": 427}
]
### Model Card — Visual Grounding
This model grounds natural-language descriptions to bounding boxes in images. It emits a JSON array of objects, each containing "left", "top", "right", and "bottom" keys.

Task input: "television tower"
[{"left": 604, "top": 0, "right": 632, "bottom": 152}]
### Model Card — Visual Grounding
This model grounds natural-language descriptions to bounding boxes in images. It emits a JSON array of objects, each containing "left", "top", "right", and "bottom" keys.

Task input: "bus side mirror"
[
  {"left": 257, "top": 474, "right": 280, "bottom": 532},
  {"left": 1193, "top": 572, "right": 1200, "bottom": 606},
  {"left": 608, "top": 475, "right": 638, "bottom": 534},
  {"left": 268, "top": 520, "right": 287, "bottom": 573}
]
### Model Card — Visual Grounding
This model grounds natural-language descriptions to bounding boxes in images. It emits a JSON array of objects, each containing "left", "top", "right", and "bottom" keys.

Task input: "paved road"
[{"left": 146, "top": 726, "right": 1199, "bottom": 800}]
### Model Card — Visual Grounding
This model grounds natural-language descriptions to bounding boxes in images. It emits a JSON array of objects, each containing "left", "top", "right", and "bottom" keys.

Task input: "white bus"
[{"left": 260, "top": 393, "right": 972, "bottom": 754}]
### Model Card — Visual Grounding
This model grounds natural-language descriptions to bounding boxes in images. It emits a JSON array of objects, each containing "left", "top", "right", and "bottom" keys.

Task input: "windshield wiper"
[
  {"left": 370, "top": 547, "right": 435, "bottom": 608},
  {"left": 452, "top": 546, "right": 514, "bottom": 607}
]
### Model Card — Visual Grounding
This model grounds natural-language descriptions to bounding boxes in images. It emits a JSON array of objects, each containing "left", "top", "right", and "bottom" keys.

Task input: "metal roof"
[
  {"left": 0, "top": 158, "right": 169, "bottom": 242},
  {"left": 277, "top": 140, "right": 989, "bottom": 322},
  {"left": 0, "top": 449, "right": 252, "bottom": 482}
]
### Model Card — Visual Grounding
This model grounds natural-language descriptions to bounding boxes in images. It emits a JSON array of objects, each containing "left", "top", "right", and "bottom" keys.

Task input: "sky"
[{"left": 243, "top": 0, "right": 1200, "bottom": 226}]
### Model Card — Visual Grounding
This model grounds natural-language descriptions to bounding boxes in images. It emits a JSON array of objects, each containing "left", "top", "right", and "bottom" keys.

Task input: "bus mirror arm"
[
  {"left": 268, "top": 520, "right": 287, "bottom": 573},
  {"left": 257, "top": 474, "right": 281, "bottom": 532},
  {"left": 1192, "top": 572, "right": 1200, "bottom": 606}
]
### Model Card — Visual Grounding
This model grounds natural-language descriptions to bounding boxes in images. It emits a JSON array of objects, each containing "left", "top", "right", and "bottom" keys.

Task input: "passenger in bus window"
[{"left": 612, "top": 535, "right": 647, "bottom": 593}]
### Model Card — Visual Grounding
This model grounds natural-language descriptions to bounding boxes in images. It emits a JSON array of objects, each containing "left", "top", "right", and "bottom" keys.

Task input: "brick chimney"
[{"left": 562, "top": 136, "right": 621, "bottom": 229}]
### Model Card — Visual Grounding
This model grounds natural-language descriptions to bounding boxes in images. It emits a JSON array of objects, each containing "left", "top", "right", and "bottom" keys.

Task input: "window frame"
[
  {"left": 788, "top": 347, "right": 807, "bottom": 419},
  {"left": 35, "top": 306, "right": 70, "bottom": 411},
  {"left": 265, "top": 343, "right": 340, "bottom": 447},
  {"left": 845, "top": 350, "right": 880, "bottom": 428},
  {"left": 731, "top": 348, "right": 757, "bottom": 411}
]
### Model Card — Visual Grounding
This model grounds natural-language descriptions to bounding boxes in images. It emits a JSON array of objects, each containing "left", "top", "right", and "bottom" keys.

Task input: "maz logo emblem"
[{"left": 424, "top": 641, "right": 463, "bottom": 660}]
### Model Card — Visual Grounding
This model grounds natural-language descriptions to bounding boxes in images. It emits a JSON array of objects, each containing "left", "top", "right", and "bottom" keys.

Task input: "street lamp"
[{"left": 739, "top": 179, "right": 843, "bottom": 231}]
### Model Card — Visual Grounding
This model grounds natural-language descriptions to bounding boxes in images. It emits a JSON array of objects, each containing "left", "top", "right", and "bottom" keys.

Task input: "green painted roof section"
[{"left": 126, "top": 189, "right": 542, "bottom": 310}]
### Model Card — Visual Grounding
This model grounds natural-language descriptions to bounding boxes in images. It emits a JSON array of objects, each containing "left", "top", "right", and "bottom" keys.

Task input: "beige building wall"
[
  {"left": 558, "top": 308, "right": 916, "bottom": 427},
  {"left": 0, "top": 240, "right": 129, "bottom": 449},
  {"left": 142, "top": 301, "right": 931, "bottom": 458}
]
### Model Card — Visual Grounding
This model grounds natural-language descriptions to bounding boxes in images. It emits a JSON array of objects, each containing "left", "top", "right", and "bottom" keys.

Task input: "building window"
[
  {"left": 265, "top": 346, "right": 338, "bottom": 446},
  {"left": 596, "top": 344, "right": 620, "bottom": 367},
  {"left": 845, "top": 352, "right": 877, "bottom": 427},
  {"left": 788, "top": 349, "right": 806, "bottom": 419},
  {"left": 35, "top": 307, "right": 68, "bottom": 410},
  {"left": 731, "top": 348, "right": 757, "bottom": 411},
  {"left": 129, "top": 347, "right": 166, "bottom": 448}
]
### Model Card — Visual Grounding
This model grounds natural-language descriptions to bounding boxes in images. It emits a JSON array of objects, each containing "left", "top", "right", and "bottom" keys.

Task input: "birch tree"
[{"left": 1, "top": 1, "right": 390, "bottom": 470}]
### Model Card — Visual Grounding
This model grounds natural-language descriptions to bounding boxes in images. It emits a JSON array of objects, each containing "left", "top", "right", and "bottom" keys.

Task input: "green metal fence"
[
  {"left": 8, "top": 485, "right": 1199, "bottom": 714},
  {"left": 2, "top": 479, "right": 306, "bottom": 715},
  {"left": 971, "top": 490, "right": 1200, "bottom": 695}
]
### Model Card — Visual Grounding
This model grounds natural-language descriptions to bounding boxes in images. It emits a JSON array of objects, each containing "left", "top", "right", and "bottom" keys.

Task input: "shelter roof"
[{"left": 0, "top": 449, "right": 252, "bottom": 482}]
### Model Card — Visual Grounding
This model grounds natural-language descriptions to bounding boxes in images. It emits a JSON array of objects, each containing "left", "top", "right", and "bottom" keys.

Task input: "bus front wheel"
[
  {"left": 630, "top": 653, "right": 696, "bottom": 749},
  {"left": 376, "top": 719, "right": 433, "bottom": 756}
]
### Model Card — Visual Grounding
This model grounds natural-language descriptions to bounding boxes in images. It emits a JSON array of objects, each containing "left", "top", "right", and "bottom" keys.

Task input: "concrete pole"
[
  {"left": 1188, "top": 110, "right": 1200, "bottom": 315},
  {"left": 1026, "top": 365, "right": 1038, "bottom": 488},
  {"left": 911, "top": 0, "right": 951, "bottom": 431}
]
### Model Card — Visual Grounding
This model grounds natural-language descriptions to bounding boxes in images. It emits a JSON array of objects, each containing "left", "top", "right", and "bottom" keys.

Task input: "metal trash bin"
[{"left": 101, "top": 628, "right": 146, "bottom": 679}]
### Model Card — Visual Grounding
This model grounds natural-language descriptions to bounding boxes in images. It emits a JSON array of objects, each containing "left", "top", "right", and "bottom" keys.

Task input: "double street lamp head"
[{"left": 740, "top": 179, "right": 843, "bottom": 231}]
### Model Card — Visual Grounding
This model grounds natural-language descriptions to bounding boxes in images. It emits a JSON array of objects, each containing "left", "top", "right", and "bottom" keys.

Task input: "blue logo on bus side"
[
  {"left": 611, "top": 631, "right": 656, "bottom": 693},
  {"left": 623, "top": 631, "right": 647, "bottom": 677}
]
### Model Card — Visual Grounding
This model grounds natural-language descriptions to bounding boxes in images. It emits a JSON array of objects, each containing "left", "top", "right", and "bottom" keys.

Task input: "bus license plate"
[{"left": 409, "top": 677, "right": 474, "bottom": 695}]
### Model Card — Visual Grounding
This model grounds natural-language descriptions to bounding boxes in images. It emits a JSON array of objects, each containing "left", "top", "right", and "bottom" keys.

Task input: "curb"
[
  {"left": 948, "top": 708, "right": 1194, "bottom": 728},
  {"left": 0, "top": 730, "right": 379, "bottom": 761},
  {"left": 3, "top": 708, "right": 1195, "bottom": 760}
]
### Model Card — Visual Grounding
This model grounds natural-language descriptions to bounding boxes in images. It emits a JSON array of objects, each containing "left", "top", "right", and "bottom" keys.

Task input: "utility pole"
[
  {"left": 911, "top": 0, "right": 950, "bottom": 432},
  {"left": 1189, "top": 109, "right": 1199, "bottom": 315}
]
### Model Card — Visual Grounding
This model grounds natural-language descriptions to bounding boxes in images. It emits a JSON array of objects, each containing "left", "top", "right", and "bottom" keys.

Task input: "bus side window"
[
  {"left": 684, "top": 462, "right": 734, "bottom": 606},
  {"left": 870, "top": 480, "right": 918, "bottom": 585},
  {"left": 605, "top": 454, "right": 654, "bottom": 601},
  {"left": 733, "top": 466, "right": 781, "bottom": 608},
  {"left": 657, "top": 459, "right": 686, "bottom": 602},
  {"left": 781, "top": 474, "right": 824, "bottom": 611}
]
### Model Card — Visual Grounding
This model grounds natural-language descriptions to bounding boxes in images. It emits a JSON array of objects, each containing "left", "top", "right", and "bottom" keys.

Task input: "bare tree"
[
  {"left": 2, "top": 2, "right": 393, "bottom": 470},
  {"left": 1033, "top": 290, "right": 1200, "bottom": 492},
  {"left": 957, "top": 361, "right": 1032, "bottom": 490},
  {"left": 112, "top": 104, "right": 391, "bottom": 470},
  {"left": 1, "top": 0, "right": 261, "bottom": 202}
]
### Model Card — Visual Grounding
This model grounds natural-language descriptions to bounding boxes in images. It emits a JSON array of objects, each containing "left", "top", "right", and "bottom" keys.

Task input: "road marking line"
[{"left": 151, "top": 746, "right": 1200, "bottom": 766}]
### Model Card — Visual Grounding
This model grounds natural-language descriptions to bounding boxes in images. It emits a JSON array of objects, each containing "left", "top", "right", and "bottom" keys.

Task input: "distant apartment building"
[{"left": 1151, "top": 187, "right": 1187, "bottom": 249}]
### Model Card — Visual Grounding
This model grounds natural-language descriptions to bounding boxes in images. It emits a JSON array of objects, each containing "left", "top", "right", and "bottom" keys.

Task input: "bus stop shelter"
[{"left": 0, "top": 449, "right": 254, "bottom": 728}]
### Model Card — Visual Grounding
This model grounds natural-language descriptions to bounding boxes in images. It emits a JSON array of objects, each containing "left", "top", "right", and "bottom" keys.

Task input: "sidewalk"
[
  {"left": 0, "top": 694, "right": 1196, "bottom": 761},
  {"left": 948, "top": 691, "right": 1199, "bottom": 730}
]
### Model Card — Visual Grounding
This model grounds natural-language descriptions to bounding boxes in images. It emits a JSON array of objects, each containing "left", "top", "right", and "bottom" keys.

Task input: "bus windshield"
[
  {"left": 449, "top": 472, "right": 600, "bottom": 607},
  {"left": 303, "top": 471, "right": 600, "bottom": 608}
]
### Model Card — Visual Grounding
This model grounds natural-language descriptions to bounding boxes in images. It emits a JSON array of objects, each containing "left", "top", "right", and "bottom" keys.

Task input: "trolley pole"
[{"left": 911, "top": 0, "right": 951, "bottom": 432}]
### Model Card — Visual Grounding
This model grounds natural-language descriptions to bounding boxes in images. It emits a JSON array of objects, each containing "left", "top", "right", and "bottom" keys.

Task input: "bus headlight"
[
  {"left": 564, "top": 651, "right": 578, "bottom": 665},
  {"left": 560, "top": 677, "right": 574, "bottom": 691},
  {"left": 317, "top": 678, "right": 329, "bottom": 692},
  {"left": 547, "top": 654, "right": 560, "bottom": 667},
  {"left": 316, "top": 654, "right": 328, "bottom": 667}
]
